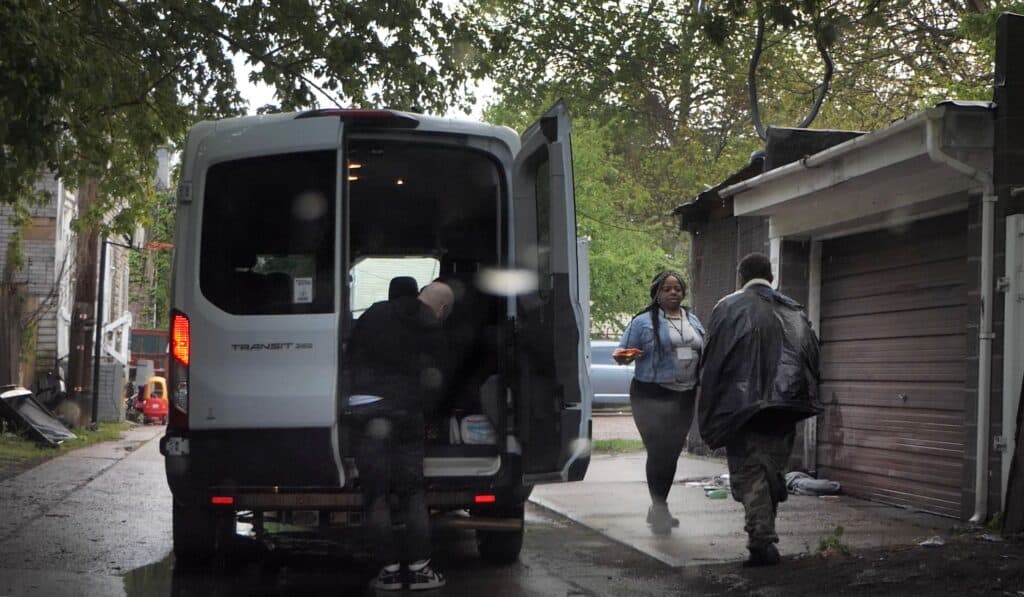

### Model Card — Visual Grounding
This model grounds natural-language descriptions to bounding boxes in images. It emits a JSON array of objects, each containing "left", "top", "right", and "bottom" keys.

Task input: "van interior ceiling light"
[
  {"left": 348, "top": 162, "right": 362, "bottom": 169},
  {"left": 396, "top": 178, "right": 404, "bottom": 186},
  {"left": 348, "top": 175, "right": 359, "bottom": 182}
]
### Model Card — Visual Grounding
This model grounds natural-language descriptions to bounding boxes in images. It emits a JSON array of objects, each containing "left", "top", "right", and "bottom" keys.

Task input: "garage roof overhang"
[{"left": 719, "top": 102, "right": 996, "bottom": 240}]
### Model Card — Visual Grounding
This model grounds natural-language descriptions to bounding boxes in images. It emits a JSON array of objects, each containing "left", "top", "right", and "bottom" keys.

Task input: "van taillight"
[
  {"left": 168, "top": 310, "right": 190, "bottom": 430},
  {"left": 171, "top": 312, "right": 190, "bottom": 366}
]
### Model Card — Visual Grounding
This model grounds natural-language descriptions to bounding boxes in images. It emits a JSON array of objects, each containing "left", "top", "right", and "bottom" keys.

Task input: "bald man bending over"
[{"left": 346, "top": 281, "right": 454, "bottom": 590}]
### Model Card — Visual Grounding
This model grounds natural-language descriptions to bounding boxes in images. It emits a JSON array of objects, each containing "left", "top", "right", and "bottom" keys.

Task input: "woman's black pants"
[{"left": 629, "top": 379, "right": 697, "bottom": 503}]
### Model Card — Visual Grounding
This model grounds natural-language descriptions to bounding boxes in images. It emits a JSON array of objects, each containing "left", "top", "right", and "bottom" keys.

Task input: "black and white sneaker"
[
  {"left": 372, "top": 563, "right": 403, "bottom": 591},
  {"left": 407, "top": 559, "right": 446, "bottom": 591}
]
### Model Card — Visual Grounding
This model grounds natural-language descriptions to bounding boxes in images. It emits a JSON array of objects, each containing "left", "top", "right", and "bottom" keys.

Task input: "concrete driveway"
[{"left": 532, "top": 419, "right": 956, "bottom": 568}]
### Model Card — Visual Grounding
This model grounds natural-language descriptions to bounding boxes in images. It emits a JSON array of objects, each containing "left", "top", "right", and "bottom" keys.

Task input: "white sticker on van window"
[{"left": 294, "top": 278, "right": 313, "bottom": 303}]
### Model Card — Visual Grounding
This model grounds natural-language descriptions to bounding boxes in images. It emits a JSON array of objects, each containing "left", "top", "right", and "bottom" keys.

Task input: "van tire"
[
  {"left": 475, "top": 506, "right": 525, "bottom": 564},
  {"left": 172, "top": 500, "right": 234, "bottom": 566}
]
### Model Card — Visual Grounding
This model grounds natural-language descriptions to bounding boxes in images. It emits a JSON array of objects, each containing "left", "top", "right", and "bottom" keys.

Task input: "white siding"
[{"left": 350, "top": 257, "right": 439, "bottom": 316}]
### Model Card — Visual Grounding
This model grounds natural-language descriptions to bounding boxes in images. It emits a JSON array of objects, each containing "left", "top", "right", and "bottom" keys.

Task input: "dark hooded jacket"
[
  {"left": 698, "top": 282, "right": 822, "bottom": 449},
  {"left": 346, "top": 296, "right": 448, "bottom": 414}
]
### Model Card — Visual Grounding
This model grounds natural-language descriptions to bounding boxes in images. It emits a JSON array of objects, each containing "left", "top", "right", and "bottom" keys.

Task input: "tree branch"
[
  {"left": 796, "top": 28, "right": 834, "bottom": 129},
  {"left": 162, "top": 4, "right": 343, "bottom": 109},
  {"left": 748, "top": 11, "right": 767, "bottom": 140},
  {"left": 748, "top": 4, "right": 834, "bottom": 138},
  {"left": 95, "top": 59, "right": 187, "bottom": 119}
]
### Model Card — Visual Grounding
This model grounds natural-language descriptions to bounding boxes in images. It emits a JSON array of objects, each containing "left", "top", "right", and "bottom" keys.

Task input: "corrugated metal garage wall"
[{"left": 817, "top": 212, "right": 967, "bottom": 518}]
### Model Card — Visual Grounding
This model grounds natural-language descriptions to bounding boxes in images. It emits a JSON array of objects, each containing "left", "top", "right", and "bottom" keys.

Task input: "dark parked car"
[{"left": 590, "top": 340, "right": 633, "bottom": 408}]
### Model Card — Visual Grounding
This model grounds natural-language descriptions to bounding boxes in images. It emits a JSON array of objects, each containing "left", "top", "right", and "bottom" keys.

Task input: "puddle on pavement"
[
  {"left": 121, "top": 526, "right": 377, "bottom": 597},
  {"left": 121, "top": 555, "right": 174, "bottom": 597}
]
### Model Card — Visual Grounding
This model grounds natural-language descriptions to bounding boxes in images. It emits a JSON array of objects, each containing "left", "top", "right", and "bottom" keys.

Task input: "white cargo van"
[{"left": 160, "top": 102, "right": 592, "bottom": 565}]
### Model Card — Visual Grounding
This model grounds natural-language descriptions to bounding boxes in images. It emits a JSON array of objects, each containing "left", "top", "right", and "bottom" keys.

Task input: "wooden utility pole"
[
  {"left": 0, "top": 247, "right": 25, "bottom": 385},
  {"left": 66, "top": 177, "right": 99, "bottom": 427}
]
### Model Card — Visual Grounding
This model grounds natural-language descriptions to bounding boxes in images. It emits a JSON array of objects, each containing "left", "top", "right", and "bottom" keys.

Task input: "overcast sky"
[{"left": 231, "top": 53, "right": 492, "bottom": 119}]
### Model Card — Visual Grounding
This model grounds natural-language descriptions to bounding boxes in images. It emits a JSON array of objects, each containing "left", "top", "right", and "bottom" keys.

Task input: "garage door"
[{"left": 818, "top": 212, "right": 966, "bottom": 518}]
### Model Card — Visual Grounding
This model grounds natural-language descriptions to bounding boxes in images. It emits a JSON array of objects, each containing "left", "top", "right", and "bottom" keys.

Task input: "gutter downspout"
[{"left": 925, "top": 112, "right": 996, "bottom": 524}]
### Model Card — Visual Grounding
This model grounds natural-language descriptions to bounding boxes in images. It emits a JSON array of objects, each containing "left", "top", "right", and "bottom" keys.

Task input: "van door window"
[{"left": 200, "top": 151, "right": 336, "bottom": 315}]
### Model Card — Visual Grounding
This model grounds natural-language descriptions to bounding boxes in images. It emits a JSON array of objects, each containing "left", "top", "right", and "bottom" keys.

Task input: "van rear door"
[
  {"left": 187, "top": 116, "right": 342, "bottom": 432},
  {"left": 513, "top": 101, "right": 592, "bottom": 483}
]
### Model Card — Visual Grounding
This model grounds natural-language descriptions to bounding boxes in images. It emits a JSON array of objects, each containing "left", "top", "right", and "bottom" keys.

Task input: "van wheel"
[
  {"left": 172, "top": 500, "right": 235, "bottom": 567},
  {"left": 475, "top": 506, "right": 524, "bottom": 564}
]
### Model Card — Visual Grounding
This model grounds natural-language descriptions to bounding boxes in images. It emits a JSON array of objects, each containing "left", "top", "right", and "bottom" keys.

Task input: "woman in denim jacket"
[{"left": 614, "top": 270, "right": 705, "bottom": 535}]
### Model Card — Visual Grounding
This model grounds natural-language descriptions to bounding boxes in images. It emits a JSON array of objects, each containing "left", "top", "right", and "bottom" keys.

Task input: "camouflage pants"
[{"left": 726, "top": 429, "right": 795, "bottom": 551}]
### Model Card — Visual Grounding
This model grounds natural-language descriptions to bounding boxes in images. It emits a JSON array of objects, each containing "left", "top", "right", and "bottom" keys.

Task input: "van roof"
[{"left": 204, "top": 109, "right": 521, "bottom": 153}]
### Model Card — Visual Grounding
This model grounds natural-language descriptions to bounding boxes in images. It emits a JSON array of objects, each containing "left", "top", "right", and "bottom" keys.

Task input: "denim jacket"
[{"left": 618, "top": 307, "right": 706, "bottom": 385}]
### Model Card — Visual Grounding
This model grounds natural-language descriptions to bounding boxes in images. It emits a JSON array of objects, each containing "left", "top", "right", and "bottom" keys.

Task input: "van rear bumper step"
[
  {"left": 434, "top": 515, "right": 523, "bottom": 532},
  {"left": 209, "top": 490, "right": 490, "bottom": 510}
]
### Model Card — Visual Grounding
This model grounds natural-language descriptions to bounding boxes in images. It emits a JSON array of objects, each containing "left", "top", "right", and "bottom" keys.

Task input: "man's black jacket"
[
  {"left": 698, "top": 282, "right": 822, "bottom": 449},
  {"left": 346, "top": 296, "right": 448, "bottom": 414}
]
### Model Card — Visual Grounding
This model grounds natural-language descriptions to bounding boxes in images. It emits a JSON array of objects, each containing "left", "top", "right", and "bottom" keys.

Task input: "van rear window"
[{"left": 200, "top": 151, "right": 336, "bottom": 315}]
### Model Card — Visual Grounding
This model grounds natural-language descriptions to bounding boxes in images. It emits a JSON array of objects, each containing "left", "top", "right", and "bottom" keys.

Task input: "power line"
[{"left": 578, "top": 210, "right": 665, "bottom": 233}]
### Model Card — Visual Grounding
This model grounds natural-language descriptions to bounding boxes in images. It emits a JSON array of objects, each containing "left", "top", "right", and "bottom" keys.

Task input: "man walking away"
[
  {"left": 346, "top": 281, "right": 455, "bottom": 590},
  {"left": 698, "top": 253, "right": 822, "bottom": 567}
]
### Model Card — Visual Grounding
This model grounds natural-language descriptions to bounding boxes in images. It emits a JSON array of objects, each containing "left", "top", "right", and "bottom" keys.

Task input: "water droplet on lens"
[{"left": 475, "top": 268, "right": 538, "bottom": 296}]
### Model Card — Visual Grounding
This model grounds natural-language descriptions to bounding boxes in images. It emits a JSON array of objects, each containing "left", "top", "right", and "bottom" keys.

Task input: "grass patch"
[
  {"left": 67, "top": 422, "right": 131, "bottom": 445},
  {"left": 0, "top": 430, "right": 46, "bottom": 460},
  {"left": 591, "top": 438, "right": 645, "bottom": 453},
  {"left": 817, "top": 525, "right": 850, "bottom": 556},
  {"left": 0, "top": 422, "right": 131, "bottom": 478}
]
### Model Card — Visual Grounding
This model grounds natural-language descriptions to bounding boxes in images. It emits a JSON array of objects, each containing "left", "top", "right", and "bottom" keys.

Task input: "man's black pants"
[{"left": 349, "top": 402, "right": 430, "bottom": 565}]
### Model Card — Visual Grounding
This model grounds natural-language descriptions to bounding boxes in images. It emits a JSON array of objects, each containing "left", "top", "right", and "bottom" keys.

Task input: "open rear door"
[{"left": 513, "top": 101, "right": 592, "bottom": 483}]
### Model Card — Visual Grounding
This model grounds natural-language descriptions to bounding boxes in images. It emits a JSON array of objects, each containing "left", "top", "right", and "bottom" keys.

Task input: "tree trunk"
[
  {"left": 66, "top": 177, "right": 100, "bottom": 427},
  {"left": 0, "top": 256, "right": 24, "bottom": 386},
  {"left": 0, "top": 297, "right": 19, "bottom": 385}
]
